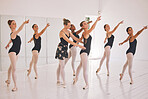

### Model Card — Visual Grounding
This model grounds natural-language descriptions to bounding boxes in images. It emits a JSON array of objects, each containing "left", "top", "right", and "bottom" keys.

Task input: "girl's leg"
[
  {"left": 71, "top": 47, "right": 77, "bottom": 76},
  {"left": 32, "top": 50, "right": 39, "bottom": 79},
  {"left": 5, "top": 65, "right": 12, "bottom": 87},
  {"left": 105, "top": 46, "right": 111, "bottom": 76},
  {"left": 120, "top": 60, "right": 128, "bottom": 80},
  {"left": 27, "top": 56, "right": 34, "bottom": 76},
  {"left": 96, "top": 50, "right": 106, "bottom": 73},
  {"left": 9, "top": 52, "right": 17, "bottom": 91},
  {"left": 59, "top": 59, "right": 66, "bottom": 88},
  {"left": 65, "top": 48, "right": 72, "bottom": 64},
  {"left": 81, "top": 53, "right": 89, "bottom": 89},
  {"left": 127, "top": 53, "right": 134, "bottom": 84},
  {"left": 57, "top": 63, "right": 61, "bottom": 84},
  {"left": 73, "top": 58, "right": 82, "bottom": 84}
]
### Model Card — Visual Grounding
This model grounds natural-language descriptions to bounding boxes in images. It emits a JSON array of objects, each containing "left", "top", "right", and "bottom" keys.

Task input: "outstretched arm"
[
  {"left": 119, "top": 36, "right": 130, "bottom": 46},
  {"left": 87, "top": 16, "right": 101, "bottom": 34},
  {"left": 28, "top": 37, "right": 34, "bottom": 43},
  {"left": 132, "top": 26, "right": 148, "bottom": 41},
  {"left": 11, "top": 20, "right": 29, "bottom": 38},
  {"left": 5, "top": 39, "right": 12, "bottom": 49},
  {"left": 38, "top": 23, "right": 50, "bottom": 36},
  {"left": 108, "top": 20, "right": 123, "bottom": 34},
  {"left": 76, "top": 28, "right": 83, "bottom": 35},
  {"left": 87, "top": 21, "right": 92, "bottom": 24}
]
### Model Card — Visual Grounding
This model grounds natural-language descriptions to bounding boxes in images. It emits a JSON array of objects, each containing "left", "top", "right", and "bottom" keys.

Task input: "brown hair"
[
  {"left": 32, "top": 24, "right": 36, "bottom": 29},
  {"left": 8, "top": 20, "right": 14, "bottom": 26},
  {"left": 104, "top": 24, "right": 107, "bottom": 31},
  {"left": 126, "top": 27, "right": 132, "bottom": 33},
  {"left": 80, "top": 21, "right": 85, "bottom": 27},
  {"left": 70, "top": 24, "right": 74, "bottom": 30},
  {"left": 63, "top": 18, "right": 70, "bottom": 25}
]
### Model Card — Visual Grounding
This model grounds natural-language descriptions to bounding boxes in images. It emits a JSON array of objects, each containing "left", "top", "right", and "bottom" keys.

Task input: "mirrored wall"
[{"left": 0, "top": 15, "right": 63, "bottom": 71}]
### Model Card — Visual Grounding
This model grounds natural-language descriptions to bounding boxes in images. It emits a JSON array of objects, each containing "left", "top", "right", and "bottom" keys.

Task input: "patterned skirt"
[{"left": 55, "top": 43, "right": 68, "bottom": 60}]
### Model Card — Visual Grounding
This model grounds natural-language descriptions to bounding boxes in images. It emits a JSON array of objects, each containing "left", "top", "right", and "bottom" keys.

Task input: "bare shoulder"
[{"left": 59, "top": 30, "right": 64, "bottom": 37}]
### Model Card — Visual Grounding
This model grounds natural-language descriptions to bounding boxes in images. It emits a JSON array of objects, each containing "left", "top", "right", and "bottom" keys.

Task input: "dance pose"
[
  {"left": 5, "top": 19, "right": 29, "bottom": 91},
  {"left": 27, "top": 23, "right": 50, "bottom": 79},
  {"left": 55, "top": 18, "right": 86, "bottom": 88},
  {"left": 65, "top": 21, "right": 92, "bottom": 76},
  {"left": 96, "top": 20, "right": 123, "bottom": 76},
  {"left": 119, "top": 26, "right": 148, "bottom": 84},
  {"left": 73, "top": 16, "right": 101, "bottom": 90}
]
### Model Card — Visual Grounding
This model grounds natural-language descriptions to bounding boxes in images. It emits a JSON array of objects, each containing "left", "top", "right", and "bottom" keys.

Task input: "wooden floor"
[{"left": 0, "top": 59, "right": 148, "bottom": 99}]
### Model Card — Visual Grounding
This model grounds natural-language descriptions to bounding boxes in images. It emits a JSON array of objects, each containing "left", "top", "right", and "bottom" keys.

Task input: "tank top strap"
[
  {"left": 62, "top": 30, "right": 70, "bottom": 38},
  {"left": 10, "top": 32, "right": 13, "bottom": 35},
  {"left": 129, "top": 36, "right": 132, "bottom": 41},
  {"left": 10, "top": 32, "right": 18, "bottom": 40},
  {"left": 33, "top": 34, "right": 36, "bottom": 39},
  {"left": 82, "top": 34, "right": 84, "bottom": 38},
  {"left": 68, "top": 31, "right": 70, "bottom": 38}
]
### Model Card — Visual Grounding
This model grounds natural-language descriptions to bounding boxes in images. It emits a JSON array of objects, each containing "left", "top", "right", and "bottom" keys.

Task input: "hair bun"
[
  {"left": 8, "top": 20, "right": 14, "bottom": 26},
  {"left": 63, "top": 18, "right": 70, "bottom": 25},
  {"left": 63, "top": 18, "right": 67, "bottom": 21}
]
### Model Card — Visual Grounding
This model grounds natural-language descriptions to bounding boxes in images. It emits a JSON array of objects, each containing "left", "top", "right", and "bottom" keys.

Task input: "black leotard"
[
  {"left": 80, "top": 35, "right": 92, "bottom": 56},
  {"left": 104, "top": 35, "right": 114, "bottom": 49},
  {"left": 32, "top": 34, "right": 41, "bottom": 53},
  {"left": 126, "top": 37, "right": 137, "bottom": 55},
  {"left": 60, "top": 33, "right": 70, "bottom": 45},
  {"left": 69, "top": 32, "right": 79, "bottom": 48},
  {"left": 8, "top": 33, "right": 21, "bottom": 55}
]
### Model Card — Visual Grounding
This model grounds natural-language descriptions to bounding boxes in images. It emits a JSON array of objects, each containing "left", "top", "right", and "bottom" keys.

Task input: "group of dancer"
[
  {"left": 55, "top": 17, "right": 147, "bottom": 89},
  {"left": 5, "top": 19, "right": 50, "bottom": 91},
  {"left": 4, "top": 16, "right": 148, "bottom": 92}
]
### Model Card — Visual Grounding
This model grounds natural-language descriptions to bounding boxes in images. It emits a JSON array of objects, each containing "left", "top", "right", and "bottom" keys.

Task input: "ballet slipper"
[
  {"left": 73, "top": 73, "right": 76, "bottom": 76},
  {"left": 107, "top": 72, "right": 109, "bottom": 76},
  {"left": 61, "top": 83, "right": 66, "bottom": 88},
  {"left": 130, "top": 81, "right": 133, "bottom": 85},
  {"left": 35, "top": 76, "right": 38, "bottom": 79},
  {"left": 107, "top": 73, "right": 109, "bottom": 76},
  {"left": 5, "top": 80, "right": 10, "bottom": 87},
  {"left": 120, "top": 73, "right": 123, "bottom": 80},
  {"left": 12, "top": 87, "right": 17, "bottom": 92},
  {"left": 73, "top": 78, "right": 78, "bottom": 85},
  {"left": 83, "top": 85, "right": 89, "bottom": 90},
  {"left": 27, "top": 70, "right": 31, "bottom": 76},
  {"left": 96, "top": 68, "right": 101, "bottom": 73},
  {"left": 57, "top": 80, "right": 61, "bottom": 86}
]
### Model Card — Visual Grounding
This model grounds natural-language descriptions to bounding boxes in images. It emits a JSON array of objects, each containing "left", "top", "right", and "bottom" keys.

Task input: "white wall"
[
  {"left": 0, "top": 15, "right": 63, "bottom": 71},
  {"left": 0, "top": 15, "right": 1, "bottom": 71},
  {"left": 46, "top": 18, "right": 63, "bottom": 64},
  {"left": 0, "top": 0, "right": 99, "bottom": 71},
  {"left": 0, "top": 0, "right": 148, "bottom": 71},
  {"left": 99, "top": 0, "right": 148, "bottom": 60},
  {"left": 0, "top": 0, "right": 99, "bottom": 26},
  {"left": 83, "top": 0, "right": 148, "bottom": 61}
]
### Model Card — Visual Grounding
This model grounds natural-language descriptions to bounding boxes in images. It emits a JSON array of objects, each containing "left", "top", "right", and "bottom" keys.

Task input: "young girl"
[
  {"left": 65, "top": 21, "right": 92, "bottom": 76},
  {"left": 119, "top": 26, "right": 148, "bottom": 84},
  {"left": 5, "top": 19, "right": 29, "bottom": 91},
  {"left": 27, "top": 23, "right": 50, "bottom": 79},
  {"left": 55, "top": 18, "right": 86, "bottom": 88},
  {"left": 73, "top": 16, "right": 101, "bottom": 90},
  {"left": 96, "top": 21, "right": 123, "bottom": 76}
]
